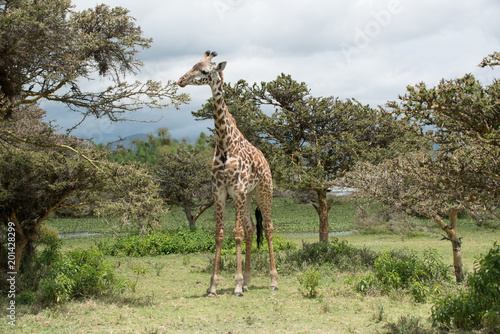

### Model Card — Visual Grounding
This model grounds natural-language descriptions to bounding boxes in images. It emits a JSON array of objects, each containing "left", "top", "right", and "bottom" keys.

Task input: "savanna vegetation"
[
  {"left": 0, "top": 0, "right": 498, "bottom": 333},
  {"left": 1, "top": 202, "right": 499, "bottom": 333}
]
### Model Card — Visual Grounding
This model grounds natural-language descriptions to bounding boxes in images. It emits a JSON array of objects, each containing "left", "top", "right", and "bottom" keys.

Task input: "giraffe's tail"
[{"left": 255, "top": 207, "right": 264, "bottom": 249}]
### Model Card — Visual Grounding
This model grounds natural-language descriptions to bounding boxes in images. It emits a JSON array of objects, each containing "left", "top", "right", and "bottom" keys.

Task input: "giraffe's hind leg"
[
  {"left": 243, "top": 197, "right": 255, "bottom": 292},
  {"left": 257, "top": 184, "right": 278, "bottom": 291}
]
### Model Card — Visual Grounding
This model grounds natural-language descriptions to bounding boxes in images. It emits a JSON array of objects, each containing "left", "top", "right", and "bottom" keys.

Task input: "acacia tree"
[
  {"left": 343, "top": 149, "right": 489, "bottom": 282},
  {"left": 0, "top": 0, "right": 188, "bottom": 122},
  {"left": 343, "top": 53, "right": 500, "bottom": 282},
  {"left": 0, "top": 106, "right": 164, "bottom": 272},
  {"left": 156, "top": 145, "right": 214, "bottom": 230},
  {"left": 195, "top": 74, "right": 420, "bottom": 242},
  {"left": 0, "top": 0, "right": 187, "bottom": 273}
]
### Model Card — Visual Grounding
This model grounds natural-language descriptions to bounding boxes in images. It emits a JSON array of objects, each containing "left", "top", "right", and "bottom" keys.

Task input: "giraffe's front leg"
[
  {"left": 233, "top": 223, "right": 244, "bottom": 297},
  {"left": 208, "top": 189, "right": 226, "bottom": 297},
  {"left": 207, "top": 225, "right": 224, "bottom": 296},
  {"left": 243, "top": 232, "right": 253, "bottom": 292},
  {"left": 233, "top": 196, "right": 246, "bottom": 297}
]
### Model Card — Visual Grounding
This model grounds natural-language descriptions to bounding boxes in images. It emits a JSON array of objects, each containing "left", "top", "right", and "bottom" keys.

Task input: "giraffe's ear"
[{"left": 215, "top": 61, "right": 227, "bottom": 72}]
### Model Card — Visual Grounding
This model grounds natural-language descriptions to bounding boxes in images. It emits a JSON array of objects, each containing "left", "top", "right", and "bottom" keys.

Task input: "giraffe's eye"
[{"left": 201, "top": 70, "right": 209, "bottom": 75}]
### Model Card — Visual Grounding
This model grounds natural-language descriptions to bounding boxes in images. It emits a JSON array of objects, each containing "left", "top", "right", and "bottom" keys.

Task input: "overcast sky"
[{"left": 43, "top": 0, "right": 500, "bottom": 143}]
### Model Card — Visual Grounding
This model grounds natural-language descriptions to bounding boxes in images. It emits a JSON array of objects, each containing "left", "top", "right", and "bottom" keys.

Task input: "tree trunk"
[
  {"left": 431, "top": 208, "right": 464, "bottom": 282},
  {"left": 183, "top": 205, "right": 195, "bottom": 230},
  {"left": 313, "top": 188, "right": 330, "bottom": 243},
  {"left": 448, "top": 209, "right": 464, "bottom": 282},
  {"left": 13, "top": 237, "right": 27, "bottom": 274},
  {"left": 10, "top": 212, "right": 27, "bottom": 274}
]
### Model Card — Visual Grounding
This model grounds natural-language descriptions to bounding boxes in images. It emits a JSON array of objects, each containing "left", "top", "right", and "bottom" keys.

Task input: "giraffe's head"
[{"left": 177, "top": 51, "right": 227, "bottom": 88}]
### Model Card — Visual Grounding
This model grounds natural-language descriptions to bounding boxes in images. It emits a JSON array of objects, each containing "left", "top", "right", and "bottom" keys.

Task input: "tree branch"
[{"left": 0, "top": 130, "right": 98, "bottom": 168}]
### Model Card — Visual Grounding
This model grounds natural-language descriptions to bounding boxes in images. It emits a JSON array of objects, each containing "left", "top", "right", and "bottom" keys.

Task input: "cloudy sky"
[{"left": 43, "top": 0, "right": 500, "bottom": 143}]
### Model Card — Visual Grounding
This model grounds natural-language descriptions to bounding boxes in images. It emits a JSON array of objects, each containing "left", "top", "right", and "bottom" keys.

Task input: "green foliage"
[
  {"left": 15, "top": 290, "right": 36, "bottom": 305},
  {"left": 155, "top": 140, "right": 213, "bottom": 229},
  {"left": 373, "top": 249, "right": 449, "bottom": 291},
  {"left": 98, "top": 229, "right": 295, "bottom": 257},
  {"left": 349, "top": 273, "right": 377, "bottom": 294},
  {"left": 349, "top": 248, "right": 449, "bottom": 302},
  {"left": 432, "top": 243, "right": 500, "bottom": 331},
  {"left": 98, "top": 230, "right": 216, "bottom": 256},
  {"left": 0, "top": 0, "right": 186, "bottom": 272},
  {"left": 107, "top": 130, "right": 211, "bottom": 166},
  {"left": 297, "top": 269, "right": 321, "bottom": 298},
  {"left": 38, "top": 247, "right": 128, "bottom": 304},
  {"left": 409, "top": 279, "right": 430, "bottom": 303},
  {"left": 0, "top": 0, "right": 188, "bottom": 120},
  {"left": 285, "top": 238, "right": 377, "bottom": 271},
  {"left": 195, "top": 74, "right": 419, "bottom": 242}
]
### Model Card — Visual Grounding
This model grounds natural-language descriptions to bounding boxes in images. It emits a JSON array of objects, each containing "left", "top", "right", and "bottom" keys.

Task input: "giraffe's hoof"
[
  {"left": 242, "top": 287, "right": 248, "bottom": 292},
  {"left": 207, "top": 292, "right": 217, "bottom": 297},
  {"left": 270, "top": 286, "right": 279, "bottom": 291},
  {"left": 234, "top": 292, "right": 244, "bottom": 297}
]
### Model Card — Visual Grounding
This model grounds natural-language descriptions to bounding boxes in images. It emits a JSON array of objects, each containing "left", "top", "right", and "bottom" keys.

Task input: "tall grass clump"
[{"left": 432, "top": 243, "right": 500, "bottom": 332}]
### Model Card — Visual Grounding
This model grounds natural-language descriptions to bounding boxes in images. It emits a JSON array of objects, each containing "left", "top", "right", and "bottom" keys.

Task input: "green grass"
[
  {"left": 44, "top": 217, "right": 114, "bottom": 234},
  {"left": 45, "top": 197, "right": 357, "bottom": 235},
  {"left": 5, "top": 198, "right": 499, "bottom": 333},
  {"left": 1, "top": 253, "right": 436, "bottom": 334}
]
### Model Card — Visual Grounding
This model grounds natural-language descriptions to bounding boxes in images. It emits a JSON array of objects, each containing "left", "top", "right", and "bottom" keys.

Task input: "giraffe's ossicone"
[{"left": 177, "top": 51, "right": 278, "bottom": 296}]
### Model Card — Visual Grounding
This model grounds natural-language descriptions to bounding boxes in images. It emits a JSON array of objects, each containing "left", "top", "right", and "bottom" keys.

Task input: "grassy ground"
[
  {"left": 46, "top": 197, "right": 357, "bottom": 236},
  {"left": 2, "top": 254, "right": 436, "bottom": 334},
  {"left": 2, "top": 198, "right": 498, "bottom": 333}
]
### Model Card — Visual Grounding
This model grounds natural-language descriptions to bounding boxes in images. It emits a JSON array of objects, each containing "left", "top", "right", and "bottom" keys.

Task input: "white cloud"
[{"left": 45, "top": 0, "right": 500, "bottom": 142}]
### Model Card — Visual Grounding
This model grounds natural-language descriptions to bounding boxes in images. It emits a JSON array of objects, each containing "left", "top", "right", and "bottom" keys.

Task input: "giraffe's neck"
[{"left": 210, "top": 77, "right": 237, "bottom": 154}]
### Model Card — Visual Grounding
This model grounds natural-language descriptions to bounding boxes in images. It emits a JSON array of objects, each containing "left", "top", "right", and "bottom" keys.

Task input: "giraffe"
[{"left": 177, "top": 51, "right": 278, "bottom": 297}]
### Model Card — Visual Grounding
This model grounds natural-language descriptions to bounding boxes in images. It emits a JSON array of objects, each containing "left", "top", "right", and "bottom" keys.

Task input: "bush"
[
  {"left": 350, "top": 248, "right": 449, "bottom": 302},
  {"left": 97, "top": 229, "right": 221, "bottom": 256},
  {"left": 375, "top": 249, "right": 449, "bottom": 290},
  {"left": 297, "top": 269, "right": 321, "bottom": 298},
  {"left": 285, "top": 238, "right": 377, "bottom": 271},
  {"left": 37, "top": 224, "right": 59, "bottom": 244},
  {"left": 98, "top": 229, "right": 296, "bottom": 257},
  {"left": 349, "top": 273, "right": 377, "bottom": 294},
  {"left": 431, "top": 243, "right": 500, "bottom": 331},
  {"left": 38, "top": 247, "right": 128, "bottom": 304}
]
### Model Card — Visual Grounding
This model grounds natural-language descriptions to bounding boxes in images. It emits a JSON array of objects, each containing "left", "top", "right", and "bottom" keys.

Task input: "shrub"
[
  {"left": 374, "top": 249, "right": 449, "bottom": 291},
  {"left": 349, "top": 248, "right": 449, "bottom": 302},
  {"left": 15, "top": 291, "right": 36, "bottom": 305},
  {"left": 349, "top": 273, "right": 377, "bottom": 294},
  {"left": 409, "top": 279, "right": 430, "bottom": 303},
  {"left": 285, "top": 238, "right": 376, "bottom": 271},
  {"left": 297, "top": 269, "right": 321, "bottom": 298},
  {"left": 98, "top": 229, "right": 296, "bottom": 257},
  {"left": 38, "top": 247, "right": 128, "bottom": 304},
  {"left": 431, "top": 243, "right": 500, "bottom": 331},
  {"left": 97, "top": 229, "right": 222, "bottom": 256},
  {"left": 37, "top": 224, "right": 59, "bottom": 244}
]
